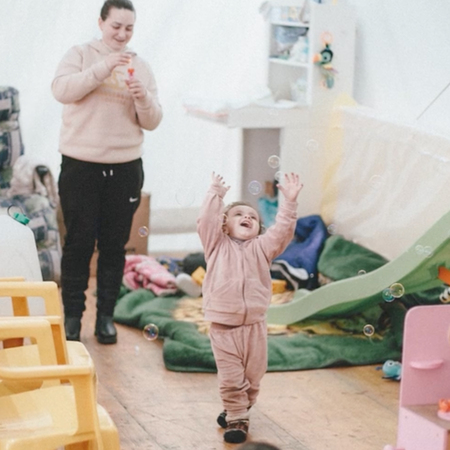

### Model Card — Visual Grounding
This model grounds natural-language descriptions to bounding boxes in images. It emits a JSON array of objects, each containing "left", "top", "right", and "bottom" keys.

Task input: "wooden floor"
[{"left": 80, "top": 277, "right": 400, "bottom": 450}]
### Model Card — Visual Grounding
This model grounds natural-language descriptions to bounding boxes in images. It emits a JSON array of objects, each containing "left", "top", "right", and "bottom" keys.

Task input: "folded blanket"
[{"left": 123, "top": 254, "right": 178, "bottom": 296}]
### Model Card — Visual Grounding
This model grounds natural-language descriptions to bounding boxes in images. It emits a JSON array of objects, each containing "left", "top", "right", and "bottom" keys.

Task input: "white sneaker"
[{"left": 175, "top": 273, "right": 202, "bottom": 297}]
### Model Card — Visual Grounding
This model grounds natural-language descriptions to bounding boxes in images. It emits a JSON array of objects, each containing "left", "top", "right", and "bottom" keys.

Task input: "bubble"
[
  {"left": 390, "top": 283, "right": 405, "bottom": 298},
  {"left": 138, "top": 226, "right": 149, "bottom": 237},
  {"left": 248, "top": 180, "right": 263, "bottom": 195},
  {"left": 423, "top": 246, "right": 433, "bottom": 258},
  {"left": 327, "top": 224, "right": 338, "bottom": 235},
  {"left": 382, "top": 288, "right": 395, "bottom": 302},
  {"left": 363, "top": 324, "right": 375, "bottom": 337},
  {"left": 142, "top": 323, "right": 159, "bottom": 341},
  {"left": 358, "top": 270, "right": 366, "bottom": 276},
  {"left": 306, "top": 139, "right": 319, "bottom": 151},
  {"left": 310, "top": 273, "right": 314, "bottom": 278},
  {"left": 268, "top": 155, "right": 281, "bottom": 169},
  {"left": 175, "top": 188, "right": 195, "bottom": 207},
  {"left": 369, "top": 175, "right": 383, "bottom": 190},
  {"left": 415, "top": 245, "right": 424, "bottom": 256},
  {"left": 274, "top": 171, "right": 284, "bottom": 182}
]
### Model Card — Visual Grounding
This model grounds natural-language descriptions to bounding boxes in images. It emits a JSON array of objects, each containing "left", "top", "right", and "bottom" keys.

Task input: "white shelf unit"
[{"left": 186, "top": 0, "right": 356, "bottom": 214}]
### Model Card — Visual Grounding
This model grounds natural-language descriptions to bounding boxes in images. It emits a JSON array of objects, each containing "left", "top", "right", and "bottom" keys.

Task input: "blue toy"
[
  {"left": 377, "top": 360, "right": 402, "bottom": 381},
  {"left": 313, "top": 32, "right": 337, "bottom": 89}
]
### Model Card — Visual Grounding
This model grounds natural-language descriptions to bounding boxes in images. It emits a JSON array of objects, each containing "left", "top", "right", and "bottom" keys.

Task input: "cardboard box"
[{"left": 58, "top": 192, "right": 151, "bottom": 277}]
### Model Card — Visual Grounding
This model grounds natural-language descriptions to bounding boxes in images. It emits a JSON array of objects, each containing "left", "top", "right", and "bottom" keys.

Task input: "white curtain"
[
  {"left": 0, "top": 0, "right": 267, "bottom": 210},
  {"left": 322, "top": 106, "right": 450, "bottom": 260}
]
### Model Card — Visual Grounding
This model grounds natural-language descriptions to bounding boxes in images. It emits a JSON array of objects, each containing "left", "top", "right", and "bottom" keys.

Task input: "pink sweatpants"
[{"left": 209, "top": 320, "right": 268, "bottom": 422}]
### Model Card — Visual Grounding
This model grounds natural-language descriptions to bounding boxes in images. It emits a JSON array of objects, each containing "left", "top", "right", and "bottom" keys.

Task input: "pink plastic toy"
[{"left": 385, "top": 304, "right": 450, "bottom": 450}]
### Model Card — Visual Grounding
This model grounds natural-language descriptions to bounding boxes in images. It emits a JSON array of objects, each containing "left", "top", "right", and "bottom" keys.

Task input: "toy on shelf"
[
  {"left": 438, "top": 399, "right": 450, "bottom": 421},
  {"left": 313, "top": 32, "right": 337, "bottom": 89}
]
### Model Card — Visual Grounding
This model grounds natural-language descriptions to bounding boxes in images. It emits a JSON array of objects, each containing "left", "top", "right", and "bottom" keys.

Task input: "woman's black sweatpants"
[{"left": 58, "top": 155, "right": 144, "bottom": 319}]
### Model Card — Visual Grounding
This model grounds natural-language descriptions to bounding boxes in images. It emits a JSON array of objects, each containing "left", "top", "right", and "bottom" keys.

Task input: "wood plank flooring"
[{"left": 80, "top": 277, "right": 400, "bottom": 450}]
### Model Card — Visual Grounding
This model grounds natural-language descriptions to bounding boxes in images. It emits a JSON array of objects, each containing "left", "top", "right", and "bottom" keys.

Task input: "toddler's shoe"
[
  {"left": 217, "top": 410, "right": 227, "bottom": 428},
  {"left": 218, "top": 404, "right": 253, "bottom": 429},
  {"left": 223, "top": 419, "right": 249, "bottom": 444}
]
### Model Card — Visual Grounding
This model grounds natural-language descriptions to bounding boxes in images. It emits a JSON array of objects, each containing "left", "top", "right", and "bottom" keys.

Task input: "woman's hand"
[
  {"left": 277, "top": 172, "right": 303, "bottom": 202},
  {"left": 105, "top": 52, "right": 132, "bottom": 72},
  {"left": 125, "top": 78, "right": 147, "bottom": 101}
]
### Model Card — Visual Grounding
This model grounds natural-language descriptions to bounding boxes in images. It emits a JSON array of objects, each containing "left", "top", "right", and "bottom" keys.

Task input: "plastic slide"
[{"left": 267, "top": 209, "right": 450, "bottom": 325}]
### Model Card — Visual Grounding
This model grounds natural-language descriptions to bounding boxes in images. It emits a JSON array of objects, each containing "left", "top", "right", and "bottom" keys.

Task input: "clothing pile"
[{"left": 123, "top": 254, "right": 178, "bottom": 296}]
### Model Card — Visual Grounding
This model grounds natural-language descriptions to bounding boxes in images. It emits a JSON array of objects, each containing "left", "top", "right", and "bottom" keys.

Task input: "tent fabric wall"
[{"left": 321, "top": 106, "right": 450, "bottom": 261}]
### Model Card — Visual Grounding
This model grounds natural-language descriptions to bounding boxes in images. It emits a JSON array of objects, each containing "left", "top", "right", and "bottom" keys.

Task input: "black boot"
[
  {"left": 95, "top": 316, "right": 117, "bottom": 344},
  {"left": 64, "top": 316, "right": 82, "bottom": 341}
]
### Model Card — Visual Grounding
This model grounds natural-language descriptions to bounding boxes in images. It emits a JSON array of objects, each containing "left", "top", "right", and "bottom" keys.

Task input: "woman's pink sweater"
[{"left": 52, "top": 39, "right": 162, "bottom": 164}]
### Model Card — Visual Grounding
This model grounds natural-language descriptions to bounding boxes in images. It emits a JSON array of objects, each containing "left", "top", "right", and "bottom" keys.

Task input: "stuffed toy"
[{"left": 313, "top": 32, "right": 337, "bottom": 89}]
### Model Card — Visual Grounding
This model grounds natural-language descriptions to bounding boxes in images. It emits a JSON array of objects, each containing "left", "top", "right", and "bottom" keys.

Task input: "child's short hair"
[{"left": 223, "top": 201, "right": 264, "bottom": 235}]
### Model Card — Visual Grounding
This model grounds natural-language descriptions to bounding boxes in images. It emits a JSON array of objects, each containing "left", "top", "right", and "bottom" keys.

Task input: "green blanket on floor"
[{"left": 113, "top": 236, "right": 443, "bottom": 372}]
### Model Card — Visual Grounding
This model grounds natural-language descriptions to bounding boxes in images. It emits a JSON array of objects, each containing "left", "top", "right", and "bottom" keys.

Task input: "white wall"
[{"left": 1, "top": 0, "right": 450, "bottom": 253}]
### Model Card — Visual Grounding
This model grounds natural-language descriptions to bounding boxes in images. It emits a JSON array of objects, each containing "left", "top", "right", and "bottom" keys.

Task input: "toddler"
[{"left": 197, "top": 172, "right": 302, "bottom": 443}]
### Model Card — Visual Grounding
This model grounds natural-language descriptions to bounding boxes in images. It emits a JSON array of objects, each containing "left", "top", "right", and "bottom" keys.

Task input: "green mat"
[{"left": 114, "top": 236, "right": 443, "bottom": 372}]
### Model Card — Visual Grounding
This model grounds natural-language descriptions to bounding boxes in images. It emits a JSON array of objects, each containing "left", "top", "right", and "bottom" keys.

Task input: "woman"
[{"left": 52, "top": 0, "right": 162, "bottom": 344}]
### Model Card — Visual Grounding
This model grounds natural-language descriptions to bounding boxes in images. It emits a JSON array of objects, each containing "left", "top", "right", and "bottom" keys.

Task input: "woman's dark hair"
[{"left": 100, "top": 0, "right": 135, "bottom": 20}]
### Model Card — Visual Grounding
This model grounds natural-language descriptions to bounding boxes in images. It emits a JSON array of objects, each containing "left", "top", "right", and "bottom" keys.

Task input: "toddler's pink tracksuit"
[{"left": 197, "top": 184, "right": 297, "bottom": 421}]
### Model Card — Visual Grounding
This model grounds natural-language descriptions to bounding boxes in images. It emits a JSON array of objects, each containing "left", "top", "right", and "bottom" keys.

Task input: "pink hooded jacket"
[{"left": 197, "top": 183, "right": 297, "bottom": 326}]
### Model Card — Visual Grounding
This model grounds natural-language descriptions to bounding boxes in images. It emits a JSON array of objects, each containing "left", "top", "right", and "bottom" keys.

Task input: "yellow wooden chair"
[
  {"left": 0, "top": 317, "right": 119, "bottom": 449},
  {"left": 0, "top": 280, "right": 88, "bottom": 366}
]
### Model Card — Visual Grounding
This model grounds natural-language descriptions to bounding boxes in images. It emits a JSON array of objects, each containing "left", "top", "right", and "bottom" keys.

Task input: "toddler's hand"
[
  {"left": 277, "top": 172, "right": 303, "bottom": 202},
  {"left": 211, "top": 172, "right": 230, "bottom": 192}
]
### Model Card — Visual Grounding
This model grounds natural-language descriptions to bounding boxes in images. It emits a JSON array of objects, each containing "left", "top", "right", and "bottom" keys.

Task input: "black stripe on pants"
[{"left": 58, "top": 155, "right": 144, "bottom": 318}]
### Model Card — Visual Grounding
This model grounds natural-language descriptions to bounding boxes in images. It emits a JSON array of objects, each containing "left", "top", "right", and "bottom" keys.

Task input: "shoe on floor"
[
  {"left": 64, "top": 316, "right": 81, "bottom": 341},
  {"left": 223, "top": 419, "right": 249, "bottom": 444},
  {"left": 95, "top": 315, "right": 117, "bottom": 344},
  {"left": 217, "top": 411, "right": 227, "bottom": 428}
]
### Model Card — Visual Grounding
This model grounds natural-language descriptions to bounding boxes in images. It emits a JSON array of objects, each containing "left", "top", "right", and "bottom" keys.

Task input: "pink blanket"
[{"left": 123, "top": 255, "right": 178, "bottom": 296}]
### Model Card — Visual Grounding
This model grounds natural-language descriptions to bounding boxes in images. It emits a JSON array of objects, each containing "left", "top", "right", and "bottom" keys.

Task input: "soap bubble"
[
  {"left": 390, "top": 283, "right": 405, "bottom": 298},
  {"left": 248, "top": 180, "right": 262, "bottom": 195},
  {"left": 268, "top": 155, "right": 281, "bottom": 169},
  {"left": 423, "top": 246, "right": 433, "bottom": 258},
  {"left": 415, "top": 245, "right": 424, "bottom": 256},
  {"left": 382, "top": 288, "right": 395, "bottom": 302},
  {"left": 369, "top": 175, "right": 383, "bottom": 190},
  {"left": 138, "top": 226, "right": 149, "bottom": 237},
  {"left": 358, "top": 270, "right": 366, "bottom": 276},
  {"left": 306, "top": 139, "right": 319, "bottom": 151},
  {"left": 363, "top": 324, "right": 375, "bottom": 337},
  {"left": 142, "top": 323, "right": 159, "bottom": 341},
  {"left": 274, "top": 171, "right": 284, "bottom": 182},
  {"left": 327, "top": 224, "right": 338, "bottom": 235},
  {"left": 175, "top": 188, "right": 195, "bottom": 207}
]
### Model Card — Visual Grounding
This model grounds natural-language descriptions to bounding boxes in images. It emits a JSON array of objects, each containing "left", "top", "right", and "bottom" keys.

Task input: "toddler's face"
[{"left": 224, "top": 205, "right": 260, "bottom": 240}]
